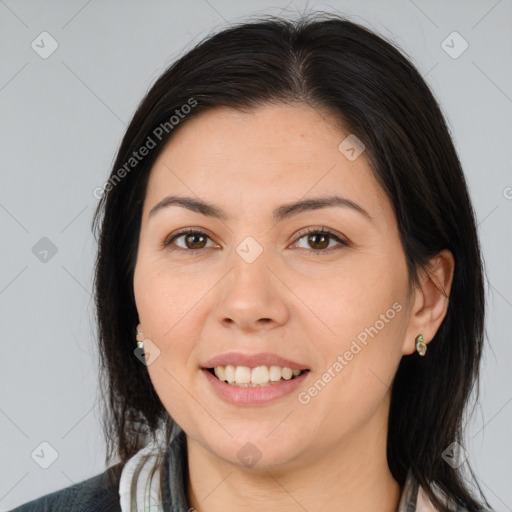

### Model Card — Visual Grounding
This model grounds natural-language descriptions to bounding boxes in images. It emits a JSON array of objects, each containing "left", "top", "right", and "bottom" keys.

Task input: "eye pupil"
[
  {"left": 309, "top": 233, "right": 329, "bottom": 250},
  {"left": 186, "top": 233, "right": 206, "bottom": 249}
]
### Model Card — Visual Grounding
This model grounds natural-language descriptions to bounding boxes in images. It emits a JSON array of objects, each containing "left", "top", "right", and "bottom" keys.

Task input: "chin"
[{"left": 200, "top": 429, "right": 307, "bottom": 471}]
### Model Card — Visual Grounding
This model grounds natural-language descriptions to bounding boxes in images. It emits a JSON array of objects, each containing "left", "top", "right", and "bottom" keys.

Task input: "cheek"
[
  {"left": 299, "top": 259, "right": 406, "bottom": 349},
  {"left": 134, "top": 262, "right": 201, "bottom": 392},
  {"left": 302, "top": 318, "right": 404, "bottom": 441},
  {"left": 300, "top": 265, "right": 406, "bottom": 413},
  {"left": 134, "top": 256, "right": 203, "bottom": 339},
  {"left": 137, "top": 278, "right": 200, "bottom": 428}
]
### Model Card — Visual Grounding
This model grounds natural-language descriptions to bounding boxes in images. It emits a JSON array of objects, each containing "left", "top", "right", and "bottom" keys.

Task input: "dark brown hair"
[{"left": 92, "top": 11, "right": 489, "bottom": 511}]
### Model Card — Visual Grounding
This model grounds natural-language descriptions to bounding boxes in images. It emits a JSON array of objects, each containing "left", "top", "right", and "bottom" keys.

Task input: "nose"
[{"left": 213, "top": 244, "right": 290, "bottom": 333}]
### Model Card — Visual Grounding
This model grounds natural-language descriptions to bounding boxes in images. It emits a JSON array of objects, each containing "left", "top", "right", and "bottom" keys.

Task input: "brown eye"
[
  {"left": 182, "top": 232, "right": 208, "bottom": 249},
  {"left": 163, "top": 229, "right": 214, "bottom": 252},
  {"left": 163, "top": 227, "right": 348, "bottom": 255},
  {"left": 293, "top": 227, "right": 349, "bottom": 253},
  {"left": 306, "top": 232, "right": 330, "bottom": 250}
]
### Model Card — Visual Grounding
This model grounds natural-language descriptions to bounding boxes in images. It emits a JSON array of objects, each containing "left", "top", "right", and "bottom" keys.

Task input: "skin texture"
[{"left": 133, "top": 103, "right": 454, "bottom": 512}]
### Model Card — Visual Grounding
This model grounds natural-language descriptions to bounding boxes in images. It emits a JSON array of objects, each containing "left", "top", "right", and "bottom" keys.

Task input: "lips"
[
  {"left": 201, "top": 351, "right": 309, "bottom": 371},
  {"left": 202, "top": 366, "right": 310, "bottom": 406}
]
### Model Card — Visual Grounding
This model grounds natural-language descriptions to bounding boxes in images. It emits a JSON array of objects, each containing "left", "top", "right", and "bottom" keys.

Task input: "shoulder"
[{"left": 8, "top": 462, "right": 124, "bottom": 512}]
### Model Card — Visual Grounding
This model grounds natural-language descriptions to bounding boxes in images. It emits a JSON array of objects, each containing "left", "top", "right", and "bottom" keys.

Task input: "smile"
[
  {"left": 201, "top": 367, "right": 310, "bottom": 406},
  {"left": 207, "top": 365, "right": 308, "bottom": 387}
]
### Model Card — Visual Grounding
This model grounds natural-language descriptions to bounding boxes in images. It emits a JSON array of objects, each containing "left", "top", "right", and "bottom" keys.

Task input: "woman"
[{"left": 12, "top": 12, "right": 492, "bottom": 512}]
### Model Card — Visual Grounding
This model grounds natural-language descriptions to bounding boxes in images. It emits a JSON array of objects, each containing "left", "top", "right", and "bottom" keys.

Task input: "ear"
[{"left": 402, "top": 249, "right": 455, "bottom": 355}]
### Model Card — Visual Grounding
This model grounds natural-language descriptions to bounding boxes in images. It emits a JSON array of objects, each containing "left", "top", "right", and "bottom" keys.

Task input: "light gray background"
[{"left": 1, "top": 0, "right": 511, "bottom": 510}]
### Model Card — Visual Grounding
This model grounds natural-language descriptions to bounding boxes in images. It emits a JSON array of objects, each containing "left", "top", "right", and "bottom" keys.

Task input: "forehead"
[{"left": 143, "top": 103, "right": 390, "bottom": 224}]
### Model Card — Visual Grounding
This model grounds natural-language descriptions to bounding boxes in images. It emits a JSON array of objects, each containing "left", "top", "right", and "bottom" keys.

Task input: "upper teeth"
[{"left": 213, "top": 365, "right": 303, "bottom": 386}]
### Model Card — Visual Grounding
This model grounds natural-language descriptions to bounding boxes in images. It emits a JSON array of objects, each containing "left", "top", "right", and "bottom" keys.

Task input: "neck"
[{"left": 185, "top": 400, "right": 401, "bottom": 512}]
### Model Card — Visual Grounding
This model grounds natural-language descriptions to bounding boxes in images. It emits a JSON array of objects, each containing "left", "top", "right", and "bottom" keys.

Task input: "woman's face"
[{"left": 133, "top": 103, "right": 419, "bottom": 470}]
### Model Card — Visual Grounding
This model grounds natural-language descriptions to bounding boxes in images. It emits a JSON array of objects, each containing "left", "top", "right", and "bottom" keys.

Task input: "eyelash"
[{"left": 161, "top": 227, "right": 349, "bottom": 255}]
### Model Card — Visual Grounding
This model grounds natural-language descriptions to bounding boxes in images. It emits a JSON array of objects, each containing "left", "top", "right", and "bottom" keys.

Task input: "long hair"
[{"left": 91, "top": 12, "right": 489, "bottom": 510}]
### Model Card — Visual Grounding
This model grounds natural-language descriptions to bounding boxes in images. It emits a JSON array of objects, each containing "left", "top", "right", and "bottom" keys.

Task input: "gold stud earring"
[{"left": 415, "top": 334, "right": 427, "bottom": 356}]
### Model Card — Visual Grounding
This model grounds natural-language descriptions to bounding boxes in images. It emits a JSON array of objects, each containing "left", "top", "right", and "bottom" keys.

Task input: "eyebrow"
[{"left": 148, "top": 194, "right": 373, "bottom": 223}]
